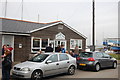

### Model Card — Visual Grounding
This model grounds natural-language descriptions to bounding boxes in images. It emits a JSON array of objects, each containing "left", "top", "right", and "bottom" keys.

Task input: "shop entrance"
[
  {"left": 55, "top": 40, "right": 66, "bottom": 49},
  {"left": 49, "top": 32, "right": 67, "bottom": 52}
]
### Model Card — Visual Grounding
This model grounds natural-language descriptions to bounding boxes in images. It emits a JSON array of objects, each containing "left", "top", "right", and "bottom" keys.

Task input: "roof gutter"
[{"left": 0, "top": 31, "right": 30, "bottom": 36}]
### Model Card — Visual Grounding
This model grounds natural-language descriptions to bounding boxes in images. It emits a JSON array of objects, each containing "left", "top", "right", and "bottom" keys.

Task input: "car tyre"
[
  {"left": 68, "top": 66, "right": 75, "bottom": 75},
  {"left": 94, "top": 63, "right": 100, "bottom": 72},
  {"left": 112, "top": 62, "right": 117, "bottom": 69},
  {"left": 31, "top": 70, "right": 43, "bottom": 80}
]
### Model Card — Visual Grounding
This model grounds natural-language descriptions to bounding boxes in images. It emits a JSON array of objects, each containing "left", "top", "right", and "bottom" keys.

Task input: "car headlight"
[{"left": 21, "top": 67, "right": 30, "bottom": 71}]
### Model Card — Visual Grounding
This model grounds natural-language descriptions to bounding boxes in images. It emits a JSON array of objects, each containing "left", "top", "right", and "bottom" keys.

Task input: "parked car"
[
  {"left": 76, "top": 52, "right": 117, "bottom": 72},
  {"left": 12, "top": 53, "right": 76, "bottom": 80}
]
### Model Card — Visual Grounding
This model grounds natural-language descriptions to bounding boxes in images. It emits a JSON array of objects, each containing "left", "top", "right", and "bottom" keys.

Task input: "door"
[
  {"left": 102, "top": 53, "right": 113, "bottom": 67},
  {"left": 58, "top": 54, "right": 70, "bottom": 72},
  {"left": 95, "top": 52, "right": 105, "bottom": 67},
  {"left": 2, "top": 35, "right": 14, "bottom": 61},
  {"left": 44, "top": 54, "right": 59, "bottom": 76},
  {"left": 55, "top": 40, "right": 66, "bottom": 49}
]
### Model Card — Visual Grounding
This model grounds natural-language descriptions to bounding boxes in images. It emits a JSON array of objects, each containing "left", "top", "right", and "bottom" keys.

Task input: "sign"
[
  {"left": 19, "top": 44, "right": 22, "bottom": 48},
  {"left": 55, "top": 32, "right": 65, "bottom": 40}
]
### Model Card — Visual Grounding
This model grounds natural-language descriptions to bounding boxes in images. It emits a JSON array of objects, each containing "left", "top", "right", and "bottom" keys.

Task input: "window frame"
[
  {"left": 31, "top": 37, "right": 49, "bottom": 53},
  {"left": 70, "top": 39, "right": 82, "bottom": 49},
  {"left": 95, "top": 52, "right": 104, "bottom": 58},
  {"left": 41, "top": 38, "right": 49, "bottom": 49},
  {"left": 46, "top": 54, "right": 58, "bottom": 63},
  {"left": 59, "top": 54, "right": 69, "bottom": 61},
  {"left": 102, "top": 53, "right": 111, "bottom": 58}
]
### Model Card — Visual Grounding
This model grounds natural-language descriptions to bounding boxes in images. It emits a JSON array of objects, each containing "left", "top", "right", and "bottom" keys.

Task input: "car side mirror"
[
  {"left": 46, "top": 60, "right": 52, "bottom": 64},
  {"left": 110, "top": 56, "right": 112, "bottom": 59}
]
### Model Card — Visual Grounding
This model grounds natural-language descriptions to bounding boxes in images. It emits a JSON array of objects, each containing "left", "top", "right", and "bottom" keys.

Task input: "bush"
[{"left": 109, "top": 54, "right": 120, "bottom": 60}]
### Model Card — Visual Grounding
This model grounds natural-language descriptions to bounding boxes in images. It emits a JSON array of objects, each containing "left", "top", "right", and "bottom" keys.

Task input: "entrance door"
[
  {"left": 2, "top": 35, "right": 14, "bottom": 61},
  {"left": 55, "top": 40, "right": 66, "bottom": 49}
]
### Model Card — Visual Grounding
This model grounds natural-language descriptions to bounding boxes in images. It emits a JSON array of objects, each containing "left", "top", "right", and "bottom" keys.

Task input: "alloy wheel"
[
  {"left": 68, "top": 66, "right": 75, "bottom": 75},
  {"left": 31, "top": 70, "right": 43, "bottom": 80}
]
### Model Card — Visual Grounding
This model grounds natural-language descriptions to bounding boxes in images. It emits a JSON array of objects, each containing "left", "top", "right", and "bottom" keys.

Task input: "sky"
[{"left": 0, "top": 0, "right": 119, "bottom": 46}]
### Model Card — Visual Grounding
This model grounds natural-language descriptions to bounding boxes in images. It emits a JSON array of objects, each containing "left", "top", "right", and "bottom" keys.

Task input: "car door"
[
  {"left": 102, "top": 53, "right": 113, "bottom": 67},
  {"left": 58, "top": 54, "right": 70, "bottom": 72},
  {"left": 95, "top": 52, "right": 105, "bottom": 67},
  {"left": 44, "top": 54, "right": 59, "bottom": 76}
]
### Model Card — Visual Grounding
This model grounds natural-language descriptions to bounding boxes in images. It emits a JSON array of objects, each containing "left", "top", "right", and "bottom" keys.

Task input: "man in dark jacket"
[{"left": 45, "top": 43, "right": 53, "bottom": 52}]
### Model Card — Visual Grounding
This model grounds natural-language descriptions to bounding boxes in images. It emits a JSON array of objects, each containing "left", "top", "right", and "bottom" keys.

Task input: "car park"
[
  {"left": 12, "top": 53, "right": 76, "bottom": 80},
  {"left": 76, "top": 52, "right": 117, "bottom": 72}
]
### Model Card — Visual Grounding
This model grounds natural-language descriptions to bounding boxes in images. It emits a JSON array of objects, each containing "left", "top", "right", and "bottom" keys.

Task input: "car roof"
[
  {"left": 43, "top": 52, "right": 67, "bottom": 55},
  {"left": 81, "top": 51, "right": 103, "bottom": 54}
]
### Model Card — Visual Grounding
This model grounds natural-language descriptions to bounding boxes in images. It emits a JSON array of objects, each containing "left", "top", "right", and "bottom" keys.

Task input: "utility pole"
[
  {"left": 4, "top": 0, "right": 7, "bottom": 17},
  {"left": 92, "top": 0, "right": 95, "bottom": 51},
  {"left": 21, "top": 0, "right": 23, "bottom": 20},
  {"left": 38, "top": 14, "right": 40, "bottom": 22}
]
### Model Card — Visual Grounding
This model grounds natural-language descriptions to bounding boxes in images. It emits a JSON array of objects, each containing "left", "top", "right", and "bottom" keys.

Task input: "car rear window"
[{"left": 79, "top": 52, "right": 93, "bottom": 58}]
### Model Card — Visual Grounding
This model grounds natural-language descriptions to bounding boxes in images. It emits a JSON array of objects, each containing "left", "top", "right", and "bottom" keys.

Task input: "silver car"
[{"left": 12, "top": 53, "right": 77, "bottom": 80}]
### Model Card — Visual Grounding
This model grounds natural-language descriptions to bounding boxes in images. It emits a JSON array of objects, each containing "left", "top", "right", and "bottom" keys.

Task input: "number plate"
[{"left": 79, "top": 63, "right": 86, "bottom": 66}]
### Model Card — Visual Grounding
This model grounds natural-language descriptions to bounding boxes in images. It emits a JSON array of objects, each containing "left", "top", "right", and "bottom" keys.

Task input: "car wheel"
[
  {"left": 94, "top": 64, "right": 100, "bottom": 72},
  {"left": 31, "top": 70, "right": 43, "bottom": 80},
  {"left": 68, "top": 66, "right": 75, "bottom": 75},
  {"left": 112, "top": 62, "right": 117, "bottom": 69}
]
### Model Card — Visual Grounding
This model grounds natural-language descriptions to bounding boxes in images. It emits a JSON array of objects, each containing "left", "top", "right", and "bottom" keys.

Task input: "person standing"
[
  {"left": 60, "top": 45, "right": 66, "bottom": 53},
  {"left": 2, "top": 45, "right": 13, "bottom": 80},
  {"left": 45, "top": 43, "right": 53, "bottom": 52},
  {"left": 55, "top": 45, "right": 61, "bottom": 52},
  {"left": 73, "top": 45, "right": 79, "bottom": 58}
]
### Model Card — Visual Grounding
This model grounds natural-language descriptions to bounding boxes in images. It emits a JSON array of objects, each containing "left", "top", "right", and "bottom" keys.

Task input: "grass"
[{"left": 109, "top": 53, "right": 120, "bottom": 60}]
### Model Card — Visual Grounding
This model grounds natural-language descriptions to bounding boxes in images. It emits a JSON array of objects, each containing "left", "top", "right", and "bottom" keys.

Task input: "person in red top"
[{"left": 2, "top": 45, "right": 13, "bottom": 80}]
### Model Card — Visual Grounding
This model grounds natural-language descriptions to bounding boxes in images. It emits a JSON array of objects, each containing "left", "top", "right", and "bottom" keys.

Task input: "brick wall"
[{"left": 14, "top": 36, "right": 31, "bottom": 62}]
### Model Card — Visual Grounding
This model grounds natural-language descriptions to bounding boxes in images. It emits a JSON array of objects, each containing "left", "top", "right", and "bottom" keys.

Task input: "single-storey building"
[{"left": 0, "top": 18, "right": 87, "bottom": 62}]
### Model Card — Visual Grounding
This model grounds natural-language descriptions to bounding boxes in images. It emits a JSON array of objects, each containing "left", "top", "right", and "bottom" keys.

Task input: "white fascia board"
[
  {"left": 1, "top": 32, "right": 30, "bottom": 36},
  {"left": 30, "top": 22, "right": 63, "bottom": 33}
]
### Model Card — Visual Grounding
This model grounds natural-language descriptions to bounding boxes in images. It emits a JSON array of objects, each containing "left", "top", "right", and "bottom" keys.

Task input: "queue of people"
[
  {"left": 45, "top": 43, "right": 66, "bottom": 53},
  {"left": 44, "top": 43, "right": 80, "bottom": 57},
  {"left": 1, "top": 45, "right": 13, "bottom": 80}
]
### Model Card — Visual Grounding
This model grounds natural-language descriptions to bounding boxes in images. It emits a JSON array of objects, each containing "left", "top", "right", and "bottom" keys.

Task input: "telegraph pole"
[
  {"left": 21, "top": 0, "right": 23, "bottom": 20},
  {"left": 4, "top": 0, "right": 7, "bottom": 17},
  {"left": 92, "top": 0, "right": 95, "bottom": 51},
  {"left": 38, "top": 14, "right": 40, "bottom": 22}
]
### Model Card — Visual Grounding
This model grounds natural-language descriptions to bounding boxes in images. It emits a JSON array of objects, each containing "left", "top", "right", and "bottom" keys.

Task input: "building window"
[
  {"left": 33, "top": 39, "right": 40, "bottom": 47},
  {"left": 31, "top": 37, "right": 49, "bottom": 53},
  {"left": 32, "top": 37, "right": 41, "bottom": 53},
  {"left": 42, "top": 39, "right": 49, "bottom": 48},
  {"left": 70, "top": 39, "right": 82, "bottom": 49}
]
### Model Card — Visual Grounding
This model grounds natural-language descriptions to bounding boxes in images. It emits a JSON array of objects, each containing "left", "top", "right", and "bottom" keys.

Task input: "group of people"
[
  {"left": 1, "top": 45, "right": 13, "bottom": 80},
  {"left": 45, "top": 43, "right": 66, "bottom": 53},
  {"left": 45, "top": 43, "right": 80, "bottom": 57}
]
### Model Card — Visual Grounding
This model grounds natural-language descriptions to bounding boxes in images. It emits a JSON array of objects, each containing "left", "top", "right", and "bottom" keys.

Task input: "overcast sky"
[{"left": 0, "top": 0, "right": 119, "bottom": 46}]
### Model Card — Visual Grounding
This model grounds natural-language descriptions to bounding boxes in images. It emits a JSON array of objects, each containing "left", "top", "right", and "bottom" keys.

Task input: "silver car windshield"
[{"left": 28, "top": 54, "right": 49, "bottom": 62}]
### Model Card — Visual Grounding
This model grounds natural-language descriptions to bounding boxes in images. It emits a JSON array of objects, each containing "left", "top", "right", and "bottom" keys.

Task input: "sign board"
[{"left": 55, "top": 32, "right": 65, "bottom": 40}]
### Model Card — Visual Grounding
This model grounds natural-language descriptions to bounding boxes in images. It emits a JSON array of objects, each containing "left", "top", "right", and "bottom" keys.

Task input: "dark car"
[{"left": 76, "top": 52, "right": 117, "bottom": 72}]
